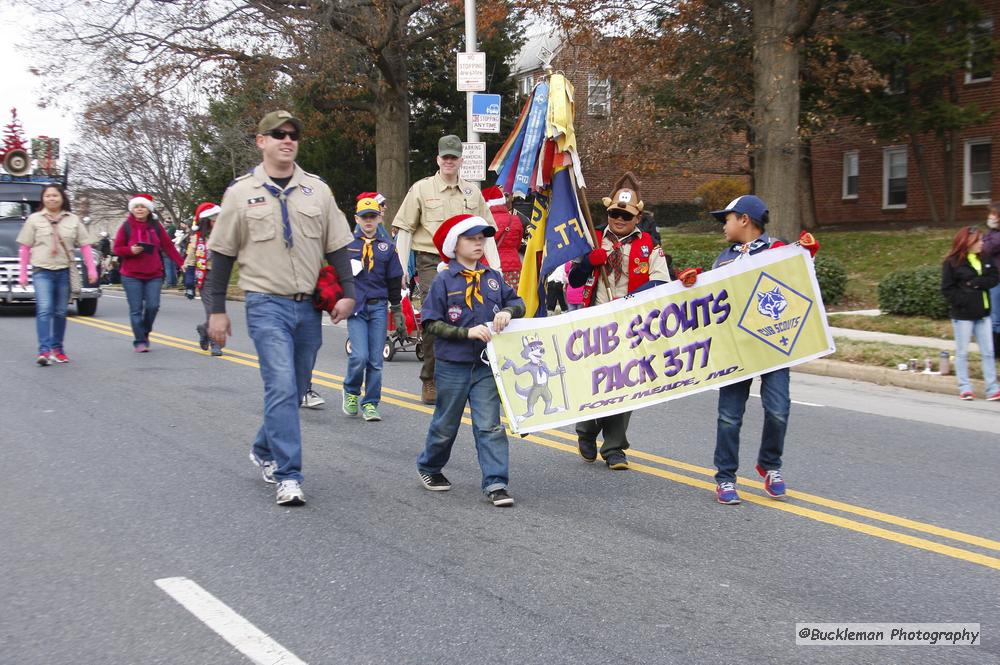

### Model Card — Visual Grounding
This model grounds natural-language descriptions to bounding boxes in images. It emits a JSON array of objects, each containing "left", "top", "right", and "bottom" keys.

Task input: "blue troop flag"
[
  {"left": 517, "top": 191, "right": 550, "bottom": 317},
  {"left": 539, "top": 166, "right": 593, "bottom": 277}
]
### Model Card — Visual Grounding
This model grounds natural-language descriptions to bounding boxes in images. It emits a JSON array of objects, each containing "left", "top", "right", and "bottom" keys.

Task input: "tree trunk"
[
  {"left": 374, "top": 40, "right": 411, "bottom": 227},
  {"left": 799, "top": 138, "right": 817, "bottom": 230},
  {"left": 909, "top": 133, "right": 941, "bottom": 225},
  {"left": 752, "top": 0, "right": 802, "bottom": 241},
  {"left": 942, "top": 130, "right": 956, "bottom": 224}
]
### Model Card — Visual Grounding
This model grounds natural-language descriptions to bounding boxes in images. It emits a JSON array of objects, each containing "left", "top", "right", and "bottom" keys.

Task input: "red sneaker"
[
  {"left": 960, "top": 391, "right": 975, "bottom": 401},
  {"left": 36, "top": 354, "right": 51, "bottom": 367},
  {"left": 987, "top": 390, "right": 1000, "bottom": 401},
  {"left": 50, "top": 350, "right": 69, "bottom": 363}
]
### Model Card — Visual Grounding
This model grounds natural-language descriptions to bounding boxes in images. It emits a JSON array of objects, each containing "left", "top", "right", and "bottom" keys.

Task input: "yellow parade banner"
[{"left": 486, "top": 246, "right": 836, "bottom": 434}]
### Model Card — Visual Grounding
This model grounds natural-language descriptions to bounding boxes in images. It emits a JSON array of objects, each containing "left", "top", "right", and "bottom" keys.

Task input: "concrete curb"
[{"left": 792, "top": 358, "right": 979, "bottom": 397}]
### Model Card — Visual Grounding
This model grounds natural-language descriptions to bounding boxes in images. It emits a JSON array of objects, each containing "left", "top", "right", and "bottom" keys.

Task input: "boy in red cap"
[
  {"left": 416, "top": 213, "right": 525, "bottom": 506},
  {"left": 184, "top": 202, "right": 223, "bottom": 355}
]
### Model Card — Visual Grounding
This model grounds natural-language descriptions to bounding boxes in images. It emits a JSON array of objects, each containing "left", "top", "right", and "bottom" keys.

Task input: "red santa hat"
[
  {"left": 432, "top": 213, "right": 496, "bottom": 264},
  {"left": 355, "top": 191, "right": 377, "bottom": 201},
  {"left": 128, "top": 193, "right": 155, "bottom": 213},
  {"left": 482, "top": 185, "right": 506, "bottom": 209},
  {"left": 192, "top": 201, "right": 221, "bottom": 231}
]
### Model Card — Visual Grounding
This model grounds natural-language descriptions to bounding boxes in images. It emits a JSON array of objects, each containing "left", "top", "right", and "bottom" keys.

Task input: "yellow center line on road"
[{"left": 70, "top": 316, "right": 1000, "bottom": 570}]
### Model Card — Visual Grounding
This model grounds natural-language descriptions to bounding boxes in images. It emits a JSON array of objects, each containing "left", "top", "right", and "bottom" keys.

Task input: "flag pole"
[{"left": 575, "top": 181, "right": 614, "bottom": 299}]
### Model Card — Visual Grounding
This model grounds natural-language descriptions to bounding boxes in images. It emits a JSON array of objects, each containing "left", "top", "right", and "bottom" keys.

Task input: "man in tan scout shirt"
[
  {"left": 207, "top": 110, "right": 356, "bottom": 507},
  {"left": 392, "top": 134, "right": 501, "bottom": 403}
]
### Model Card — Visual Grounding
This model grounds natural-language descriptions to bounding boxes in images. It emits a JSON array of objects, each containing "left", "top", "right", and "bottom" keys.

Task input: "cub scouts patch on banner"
[
  {"left": 247, "top": 196, "right": 267, "bottom": 207},
  {"left": 487, "top": 278, "right": 500, "bottom": 291},
  {"left": 378, "top": 242, "right": 389, "bottom": 252},
  {"left": 738, "top": 272, "right": 813, "bottom": 356},
  {"left": 448, "top": 305, "right": 462, "bottom": 322}
]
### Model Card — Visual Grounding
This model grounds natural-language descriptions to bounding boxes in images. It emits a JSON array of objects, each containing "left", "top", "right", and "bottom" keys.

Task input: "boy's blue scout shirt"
[
  {"left": 347, "top": 228, "right": 403, "bottom": 315},
  {"left": 421, "top": 261, "right": 524, "bottom": 363},
  {"left": 712, "top": 233, "right": 778, "bottom": 269}
]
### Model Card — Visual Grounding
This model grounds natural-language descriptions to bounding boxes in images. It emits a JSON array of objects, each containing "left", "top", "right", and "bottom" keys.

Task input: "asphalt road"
[{"left": 2, "top": 290, "right": 999, "bottom": 665}]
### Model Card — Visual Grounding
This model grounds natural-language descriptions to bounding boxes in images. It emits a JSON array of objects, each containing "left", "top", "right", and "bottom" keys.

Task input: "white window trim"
[
  {"left": 963, "top": 138, "right": 992, "bottom": 206},
  {"left": 883, "top": 147, "right": 907, "bottom": 210},
  {"left": 587, "top": 75, "right": 611, "bottom": 117},
  {"left": 842, "top": 150, "right": 859, "bottom": 200},
  {"left": 965, "top": 18, "right": 994, "bottom": 84}
]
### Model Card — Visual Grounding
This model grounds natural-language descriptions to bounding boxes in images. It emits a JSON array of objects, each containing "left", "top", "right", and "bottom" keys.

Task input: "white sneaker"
[
  {"left": 301, "top": 389, "right": 325, "bottom": 409},
  {"left": 249, "top": 452, "right": 277, "bottom": 484},
  {"left": 276, "top": 480, "right": 305, "bottom": 506}
]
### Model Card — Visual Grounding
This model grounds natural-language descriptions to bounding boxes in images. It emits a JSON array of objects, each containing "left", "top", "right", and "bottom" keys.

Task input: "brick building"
[
  {"left": 810, "top": 3, "right": 997, "bottom": 226},
  {"left": 511, "top": 32, "right": 749, "bottom": 208}
]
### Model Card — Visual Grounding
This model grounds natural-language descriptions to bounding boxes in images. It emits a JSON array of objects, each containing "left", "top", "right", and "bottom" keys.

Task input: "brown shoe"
[{"left": 421, "top": 379, "right": 437, "bottom": 404}]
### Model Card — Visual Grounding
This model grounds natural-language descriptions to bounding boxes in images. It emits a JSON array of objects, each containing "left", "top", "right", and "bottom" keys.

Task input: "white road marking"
[{"left": 155, "top": 577, "right": 307, "bottom": 665}]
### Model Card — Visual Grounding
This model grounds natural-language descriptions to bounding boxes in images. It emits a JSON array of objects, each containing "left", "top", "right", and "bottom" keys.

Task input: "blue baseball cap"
[{"left": 710, "top": 195, "right": 769, "bottom": 224}]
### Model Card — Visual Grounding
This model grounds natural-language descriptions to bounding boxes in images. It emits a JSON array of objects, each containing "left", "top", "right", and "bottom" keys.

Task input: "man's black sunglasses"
[
  {"left": 608, "top": 209, "right": 635, "bottom": 221},
  {"left": 265, "top": 129, "right": 300, "bottom": 141}
]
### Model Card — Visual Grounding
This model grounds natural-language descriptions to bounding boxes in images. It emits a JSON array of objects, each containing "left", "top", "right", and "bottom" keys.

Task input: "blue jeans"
[
  {"left": 417, "top": 359, "right": 510, "bottom": 493},
  {"left": 121, "top": 276, "right": 163, "bottom": 346},
  {"left": 344, "top": 301, "right": 388, "bottom": 406},
  {"left": 990, "top": 284, "right": 1000, "bottom": 334},
  {"left": 952, "top": 317, "right": 998, "bottom": 395},
  {"left": 246, "top": 292, "right": 323, "bottom": 483},
  {"left": 33, "top": 268, "right": 69, "bottom": 354},
  {"left": 714, "top": 368, "right": 790, "bottom": 484},
  {"left": 163, "top": 258, "right": 178, "bottom": 287}
]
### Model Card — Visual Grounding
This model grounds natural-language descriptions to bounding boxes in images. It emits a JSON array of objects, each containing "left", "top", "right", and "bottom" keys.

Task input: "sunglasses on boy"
[
  {"left": 264, "top": 129, "right": 300, "bottom": 141},
  {"left": 608, "top": 209, "right": 635, "bottom": 221}
]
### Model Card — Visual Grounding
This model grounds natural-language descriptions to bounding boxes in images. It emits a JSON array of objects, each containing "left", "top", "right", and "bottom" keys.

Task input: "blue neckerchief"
[{"left": 261, "top": 181, "right": 297, "bottom": 248}]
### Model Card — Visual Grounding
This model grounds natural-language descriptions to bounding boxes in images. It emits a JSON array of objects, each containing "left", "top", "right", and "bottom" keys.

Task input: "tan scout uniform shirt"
[
  {"left": 593, "top": 231, "right": 671, "bottom": 305},
  {"left": 391, "top": 172, "right": 496, "bottom": 254},
  {"left": 208, "top": 164, "right": 353, "bottom": 296},
  {"left": 16, "top": 211, "right": 94, "bottom": 270}
]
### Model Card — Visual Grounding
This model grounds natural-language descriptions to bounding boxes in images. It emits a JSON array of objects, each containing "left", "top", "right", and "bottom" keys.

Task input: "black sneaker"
[
  {"left": 604, "top": 451, "right": 629, "bottom": 470},
  {"left": 419, "top": 471, "right": 452, "bottom": 491},
  {"left": 488, "top": 489, "right": 514, "bottom": 507},
  {"left": 196, "top": 324, "right": 210, "bottom": 351},
  {"left": 578, "top": 438, "right": 597, "bottom": 463}
]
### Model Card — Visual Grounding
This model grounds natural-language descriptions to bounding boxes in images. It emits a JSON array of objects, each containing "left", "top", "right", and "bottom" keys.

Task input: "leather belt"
[
  {"left": 247, "top": 291, "right": 312, "bottom": 301},
  {"left": 366, "top": 298, "right": 384, "bottom": 304}
]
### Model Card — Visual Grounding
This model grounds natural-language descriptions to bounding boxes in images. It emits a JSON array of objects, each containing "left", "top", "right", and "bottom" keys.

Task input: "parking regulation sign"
[
  {"left": 471, "top": 94, "right": 501, "bottom": 133},
  {"left": 456, "top": 52, "right": 486, "bottom": 92},
  {"left": 460, "top": 142, "right": 486, "bottom": 182}
]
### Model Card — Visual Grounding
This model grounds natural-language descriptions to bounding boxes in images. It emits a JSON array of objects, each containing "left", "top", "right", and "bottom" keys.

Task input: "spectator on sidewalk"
[
  {"left": 982, "top": 203, "right": 1000, "bottom": 357},
  {"left": 482, "top": 185, "right": 523, "bottom": 289},
  {"left": 941, "top": 225, "right": 1000, "bottom": 401}
]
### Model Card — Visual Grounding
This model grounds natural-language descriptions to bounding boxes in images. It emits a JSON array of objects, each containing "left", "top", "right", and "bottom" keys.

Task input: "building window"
[
  {"left": 587, "top": 75, "right": 611, "bottom": 117},
  {"left": 518, "top": 76, "right": 534, "bottom": 98},
  {"left": 964, "top": 139, "right": 992, "bottom": 204},
  {"left": 843, "top": 151, "right": 859, "bottom": 199},
  {"left": 883, "top": 147, "right": 907, "bottom": 208},
  {"left": 966, "top": 18, "right": 994, "bottom": 84}
]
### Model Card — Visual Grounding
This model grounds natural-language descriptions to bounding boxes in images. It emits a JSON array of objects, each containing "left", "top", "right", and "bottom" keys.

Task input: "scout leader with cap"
[
  {"left": 207, "top": 110, "right": 357, "bottom": 507},
  {"left": 392, "top": 134, "right": 502, "bottom": 405},
  {"left": 416, "top": 213, "right": 525, "bottom": 507},
  {"left": 567, "top": 173, "right": 672, "bottom": 471},
  {"left": 341, "top": 196, "right": 405, "bottom": 423},
  {"left": 689, "top": 194, "right": 818, "bottom": 506}
]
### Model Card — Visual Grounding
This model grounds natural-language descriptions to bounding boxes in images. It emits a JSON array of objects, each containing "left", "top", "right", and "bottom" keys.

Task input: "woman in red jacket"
[
  {"left": 113, "top": 194, "right": 185, "bottom": 352},
  {"left": 483, "top": 186, "right": 523, "bottom": 289}
]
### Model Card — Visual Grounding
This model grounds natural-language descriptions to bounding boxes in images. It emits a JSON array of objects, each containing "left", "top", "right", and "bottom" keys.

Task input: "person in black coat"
[{"left": 941, "top": 225, "right": 1000, "bottom": 400}]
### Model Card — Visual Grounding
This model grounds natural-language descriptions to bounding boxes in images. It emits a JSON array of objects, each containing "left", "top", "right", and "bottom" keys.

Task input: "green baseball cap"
[
  {"left": 258, "top": 110, "right": 303, "bottom": 134},
  {"left": 438, "top": 134, "right": 463, "bottom": 158}
]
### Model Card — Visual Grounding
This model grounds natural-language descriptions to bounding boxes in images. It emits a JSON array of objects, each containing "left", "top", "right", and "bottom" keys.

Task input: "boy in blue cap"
[
  {"left": 704, "top": 195, "right": 818, "bottom": 505},
  {"left": 342, "top": 196, "right": 406, "bottom": 421},
  {"left": 417, "top": 213, "right": 525, "bottom": 507}
]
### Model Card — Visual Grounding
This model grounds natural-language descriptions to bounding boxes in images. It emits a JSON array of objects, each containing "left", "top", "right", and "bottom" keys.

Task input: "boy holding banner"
[
  {"left": 704, "top": 195, "right": 819, "bottom": 505},
  {"left": 416, "top": 213, "right": 525, "bottom": 507},
  {"left": 567, "top": 174, "right": 671, "bottom": 470}
]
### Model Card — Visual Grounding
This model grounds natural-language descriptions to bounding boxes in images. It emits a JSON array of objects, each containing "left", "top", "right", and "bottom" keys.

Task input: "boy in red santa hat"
[
  {"left": 416, "top": 213, "right": 525, "bottom": 506},
  {"left": 184, "top": 201, "right": 223, "bottom": 355}
]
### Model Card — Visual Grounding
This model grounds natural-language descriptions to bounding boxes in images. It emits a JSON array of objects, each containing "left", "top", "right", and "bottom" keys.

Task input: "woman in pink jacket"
[
  {"left": 483, "top": 186, "right": 523, "bottom": 289},
  {"left": 113, "top": 194, "right": 184, "bottom": 352}
]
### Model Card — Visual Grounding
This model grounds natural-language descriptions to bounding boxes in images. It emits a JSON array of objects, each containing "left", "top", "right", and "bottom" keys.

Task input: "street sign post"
[
  {"left": 460, "top": 142, "right": 486, "bottom": 182},
  {"left": 457, "top": 52, "right": 486, "bottom": 92},
  {"left": 471, "top": 94, "right": 501, "bottom": 133}
]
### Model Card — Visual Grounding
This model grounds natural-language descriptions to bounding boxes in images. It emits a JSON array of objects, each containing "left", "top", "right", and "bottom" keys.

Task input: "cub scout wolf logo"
[
  {"left": 500, "top": 334, "right": 566, "bottom": 422},
  {"left": 738, "top": 272, "right": 813, "bottom": 356},
  {"left": 756, "top": 286, "right": 787, "bottom": 321}
]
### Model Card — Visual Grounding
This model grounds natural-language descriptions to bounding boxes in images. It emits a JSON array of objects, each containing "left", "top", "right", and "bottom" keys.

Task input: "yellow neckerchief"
[
  {"left": 460, "top": 268, "right": 485, "bottom": 307},
  {"left": 360, "top": 237, "right": 375, "bottom": 271},
  {"left": 968, "top": 253, "right": 989, "bottom": 308}
]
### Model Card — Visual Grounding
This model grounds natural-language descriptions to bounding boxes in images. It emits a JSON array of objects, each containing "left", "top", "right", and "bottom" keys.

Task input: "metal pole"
[{"left": 464, "top": 0, "right": 479, "bottom": 144}]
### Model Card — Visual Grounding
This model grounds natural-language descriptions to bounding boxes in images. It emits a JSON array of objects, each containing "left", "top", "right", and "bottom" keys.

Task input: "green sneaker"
[
  {"left": 361, "top": 403, "right": 381, "bottom": 422},
  {"left": 342, "top": 392, "right": 359, "bottom": 416}
]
